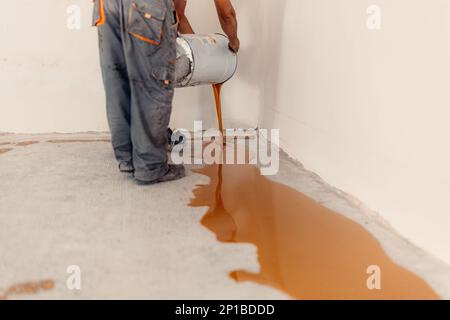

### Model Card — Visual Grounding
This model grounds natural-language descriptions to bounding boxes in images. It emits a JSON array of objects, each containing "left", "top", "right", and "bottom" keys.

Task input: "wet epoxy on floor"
[
  {"left": 0, "top": 280, "right": 54, "bottom": 300},
  {"left": 195, "top": 82, "right": 435, "bottom": 299},
  {"left": 190, "top": 164, "right": 439, "bottom": 300},
  {"left": 0, "top": 148, "right": 13, "bottom": 155},
  {"left": 0, "top": 141, "right": 39, "bottom": 156},
  {"left": 15, "top": 141, "right": 39, "bottom": 147}
]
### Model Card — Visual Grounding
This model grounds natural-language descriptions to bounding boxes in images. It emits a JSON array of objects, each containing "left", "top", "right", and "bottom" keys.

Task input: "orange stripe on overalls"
[{"left": 96, "top": 0, "right": 106, "bottom": 26}]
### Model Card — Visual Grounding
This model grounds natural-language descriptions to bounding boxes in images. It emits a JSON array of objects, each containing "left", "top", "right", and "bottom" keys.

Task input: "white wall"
[
  {"left": 1, "top": 0, "right": 450, "bottom": 265},
  {"left": 0, "top": 1, "right": 105, "bottom": 133},
  {"left": 256, "top": 0, "right": 450, "bottom": 265}
]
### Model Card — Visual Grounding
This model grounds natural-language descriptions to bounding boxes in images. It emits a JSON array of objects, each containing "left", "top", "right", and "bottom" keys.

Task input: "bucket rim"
[{"left": 213, "top": 33, "right": 238, "bottom": 84}]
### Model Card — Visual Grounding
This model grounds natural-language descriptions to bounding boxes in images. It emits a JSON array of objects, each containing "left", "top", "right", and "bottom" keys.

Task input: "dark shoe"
[
  {"left": 119, "top": 161, "right": 134, "bottom": 173},
  {"left": 135, "top": 165, "right": 186, "bottom": 185}
]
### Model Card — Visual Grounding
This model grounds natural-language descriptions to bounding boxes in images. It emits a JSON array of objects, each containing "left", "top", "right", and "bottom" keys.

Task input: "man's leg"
[
  {"left": 96, "top": 0, "right": 133, "bottom": 170},
  {"left": 121, "top": 0, "right": 184, "bottom": 183}
]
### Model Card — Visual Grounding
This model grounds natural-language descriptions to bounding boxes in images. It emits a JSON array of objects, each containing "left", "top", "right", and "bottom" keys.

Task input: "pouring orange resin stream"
[{"left": 212, "top": 83, "right": 224, "bottom": 134}]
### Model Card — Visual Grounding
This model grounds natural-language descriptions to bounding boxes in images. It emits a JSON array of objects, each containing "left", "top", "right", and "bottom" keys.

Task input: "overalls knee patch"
[
  {"left": 92, "top": 0, "right": 105, "bottom": 27},
  {"left": 127, "top": 0, "right": 167, "bottom": 47}
]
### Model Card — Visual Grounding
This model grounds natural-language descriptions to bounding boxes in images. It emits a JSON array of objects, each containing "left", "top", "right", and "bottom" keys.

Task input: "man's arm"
[
  {"left": 214, "top": 0, "right": 239, "bottom": 52},
  {"left": 174, "top": 0, "right": 240, "bottom": 53},
  {"left": 174, "top": 0, "right": 195, "bottom": 34}
]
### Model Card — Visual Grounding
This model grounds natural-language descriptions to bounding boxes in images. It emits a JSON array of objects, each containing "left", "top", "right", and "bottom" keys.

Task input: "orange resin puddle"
[
  {"left": 190, "top": 164, "right": 439, "bottom": 300},
  {"left": 16, "top": 141, "right": 39, "bottom": 147},
  {"left": 0, "top": 148, "right": 13, "bottom": 155},
  {"left": 0, "top": 280, "right": 54, "bottom": 300}
]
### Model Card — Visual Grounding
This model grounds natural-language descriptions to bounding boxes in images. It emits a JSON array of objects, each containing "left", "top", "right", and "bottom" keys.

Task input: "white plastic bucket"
[{"left": 175, "top": 34, "right": 238, "bottom": 88}]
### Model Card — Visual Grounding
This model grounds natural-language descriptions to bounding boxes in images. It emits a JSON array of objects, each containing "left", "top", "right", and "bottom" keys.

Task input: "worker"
[{"left": 93, "top": 0, "right": 239, "bottom": 185}]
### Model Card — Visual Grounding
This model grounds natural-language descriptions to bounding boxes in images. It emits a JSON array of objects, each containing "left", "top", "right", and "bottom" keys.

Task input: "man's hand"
[
  {"left": 215, "top": 0, "right": 239, "bottom": 53},
  {"left": 228, "top": 38, "right": 240, "bottom": 53}
]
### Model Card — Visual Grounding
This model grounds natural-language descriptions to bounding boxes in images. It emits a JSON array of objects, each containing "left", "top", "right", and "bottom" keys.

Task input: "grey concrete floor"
[{"left": 0, "top": 132, "right": 449, "bottom": 299}]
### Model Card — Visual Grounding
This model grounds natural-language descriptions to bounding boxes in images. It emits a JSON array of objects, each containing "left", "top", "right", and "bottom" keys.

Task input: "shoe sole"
[
  {"left": 135, "top": 170, "right": 186, "bottom": 185},
  {"left": 120, "top": 169, "right": 135, "bottom": 173}
]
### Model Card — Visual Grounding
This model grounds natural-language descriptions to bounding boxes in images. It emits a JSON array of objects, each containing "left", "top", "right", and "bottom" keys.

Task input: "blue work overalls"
[{"left": 93, "top": 0, "right": 178, "bottom": 182}]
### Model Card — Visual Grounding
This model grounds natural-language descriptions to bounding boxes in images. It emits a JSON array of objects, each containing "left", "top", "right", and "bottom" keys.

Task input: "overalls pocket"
[
  {"left": 92, "top": 0, "right": 105, "bottom": 27},
  {"left": 128, "top": 0, "right": 167, "bottom": 46},
  {"left": 152, "top": 65, "right": 175, "bottom": 90}
]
